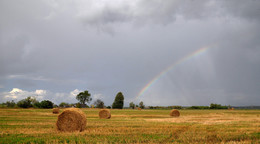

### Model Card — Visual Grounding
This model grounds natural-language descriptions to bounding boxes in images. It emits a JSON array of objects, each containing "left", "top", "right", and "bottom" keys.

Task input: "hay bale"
[
  {"left": 170, "top": 109, "right": 180, "bottom": 117},
  {"left": 138, "top": 107, "right": 142, "bottom": 110},
  {"left": 56, "top": 108, "right": 86, "bottom": 132},
  {"left": 228, "top": 107, "right": 235, "bottom": 110},
  {"left": 52, "top": 108, "right": 59, "bottom": 114},
  {"left": 99, "top": 109, "right": 111, "bottom": 119}
]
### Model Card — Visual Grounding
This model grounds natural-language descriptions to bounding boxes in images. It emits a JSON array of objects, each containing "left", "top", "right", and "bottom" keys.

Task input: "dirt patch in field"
[{"left": 145, "top": 114, "right": 260, "bottom": 125}]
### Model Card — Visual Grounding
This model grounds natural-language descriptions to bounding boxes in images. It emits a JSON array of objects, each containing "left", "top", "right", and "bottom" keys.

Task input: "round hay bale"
[
  {"left": 228, "top": 107, "right": 235, "bottom": 110},
  {"left": 53, "top": 108, "right": 59, "bottom": 114},
  {"left": 99, "top": 109, "right": 111, "bottom": 119},
  {"left": 170, "top": 109, "right": 180, "bottom": 117},
  {"left": 56, "top": 108, "right": 86, "bottom": 132},
  {"left": 138, "top": 107, "right": 142, "bottom": 110}
]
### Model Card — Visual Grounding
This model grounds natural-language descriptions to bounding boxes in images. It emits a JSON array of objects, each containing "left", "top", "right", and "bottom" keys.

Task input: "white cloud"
[
  {"left": 3, "top": 88, "right": 35, "bottom": 101},
  {"left": 0, "top": 88, "right": 82, "bottom": 104},
  {"left": 7, "top": 74, "right": 50, "bottom": 81},
  {"left": 93, "top": 93, "right": 103, "bottom": 101},
  {"left": 35, "top": 89, "right": 47, "bottom": 95},
  {"left": 70, "top": 89, "right": 81, "bottom": 98},
  {"left": 10, "top": 88, "right": 23, "bottom": 94}
]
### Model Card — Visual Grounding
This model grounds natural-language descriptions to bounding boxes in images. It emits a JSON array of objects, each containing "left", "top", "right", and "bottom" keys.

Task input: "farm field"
[{"left": 0, "top": 108, "right": 259, "bottom": 144}]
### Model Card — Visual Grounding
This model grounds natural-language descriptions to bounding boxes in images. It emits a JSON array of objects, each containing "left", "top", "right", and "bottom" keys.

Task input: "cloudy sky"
[{"left": 1, "top": 0, "right": 260, "bottom": 106}]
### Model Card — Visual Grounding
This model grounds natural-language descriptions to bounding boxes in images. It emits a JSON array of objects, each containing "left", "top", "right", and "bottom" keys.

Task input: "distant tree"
[
  {"left": 59, "top": 102, "right": 70, "bottom": 108},
  {"left": 94, "top": 99, "right": 105, "bottom": 108},
  {"left": 106, "top": 106, "right": 111, "bottom": 109},
  {"left": 210, "top": 103, "right": 228, "bottom": 109},
  {"left": 139, "top": 101, "right": 145, "bottom": 109},
  {"left": 33, "top": 101, "right": 42, "bottom": 108},
  {"left": 76, "top": 103, "right": 82, "bottom": 108},
  {"left": 76, "top": 90, "right": 92, "bottom": 107},
  {"left": 112, "top": 92, "right": 124, "bottom": 109},
  {"left": 6, "top": 100, "right": 16, "bottom": 108},
  {"left": 129, "top": 102, "right": 135, "bottom": 109},
  {"left": 40, "top": 100, "right": 54, "bottom": 109},
  {"left": 167, "top": 106, "right": 183, "bottom": 109},
  {"left": 188, "top": 106, "right": 209, "bottom": 109},
  {"left": 17, "top": 97, "right": 34, "bottom": 108}
]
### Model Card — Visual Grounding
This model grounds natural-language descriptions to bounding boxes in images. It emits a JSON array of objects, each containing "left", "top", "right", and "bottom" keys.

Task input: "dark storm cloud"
[
  {"left": 79, "top": 0, "right": 216, "bottom": 32},
  {"left": 220, "top": 0, "right": 260, "bottom": 21},
  {"left": 0, "top": 0, "right": 260, "bottom": 106}
]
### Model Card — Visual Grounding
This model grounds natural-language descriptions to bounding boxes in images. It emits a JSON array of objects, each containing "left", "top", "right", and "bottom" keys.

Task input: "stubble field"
[{"left": 0, "top": 108, "right": 259, "bottom": 143}]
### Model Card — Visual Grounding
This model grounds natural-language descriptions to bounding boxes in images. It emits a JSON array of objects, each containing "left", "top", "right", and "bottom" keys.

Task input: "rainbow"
[{"left": 134, "top": 45, "right": 211, "bottom": 101}]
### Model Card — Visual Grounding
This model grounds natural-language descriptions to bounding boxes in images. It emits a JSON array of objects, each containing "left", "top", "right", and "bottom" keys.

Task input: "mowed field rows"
[{"left": 0, "top": 109, "right": 259, "bottom": 143}]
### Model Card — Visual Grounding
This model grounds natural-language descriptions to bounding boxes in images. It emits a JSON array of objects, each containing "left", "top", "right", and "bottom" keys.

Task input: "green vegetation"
[
  {"left": 5, "top": 100, "right": 16, "bottom": 108},
  {"left": 93, "top": 99, "right": 105, "bottom": 108},
  {"left": 139, "top": 101, "right": 145, "bottom": 109},
  {"left": 112, "top": 92, "right": 124, "bottom": 109},
  {"left": 0, "top": 109, "right": 259, "bottom": 143},
  {"left": 210, "top": 103, "right": 228, "bottom": 109},
  {"left": 129, "top": 102, "right": 135, "bottom": 109},
  {"left": 149, "top": 105, "right": 183, "bottom": 109},
  {"left": 59, "top": 102, "right": 70, "bottom": 108},
  {"left": 39, "top": 100, "right": 54, "bottom": 109},
  {"left": 188, "top": 106, "right": 210, "bottom": 109},
  {"left": 76, "top": 90, "right": 92, "bottom": 107},
  {"left": 17, "top": 97, "right": 37, "bottom": 108}
]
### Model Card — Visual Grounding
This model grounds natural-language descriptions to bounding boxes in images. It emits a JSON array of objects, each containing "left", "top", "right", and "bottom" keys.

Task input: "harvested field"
[{"left": 0, "top": 109, "right": 259, "bottom": 143}]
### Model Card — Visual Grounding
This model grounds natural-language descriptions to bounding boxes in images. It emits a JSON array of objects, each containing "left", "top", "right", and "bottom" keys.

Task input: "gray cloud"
[{"left": 0, "top": 0, "right": 260, "bottom": 106}]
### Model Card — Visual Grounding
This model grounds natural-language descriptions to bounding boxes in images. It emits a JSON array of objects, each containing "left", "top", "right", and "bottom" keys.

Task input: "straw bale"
[
  {"left": 56, "top": 108, "right": 86, "bottom": 132},
  {"left": 99, "top": 109, "right": 111, "bottom": 119},
  {"left": 170, "top": 109, "right": 180, "bottom": 117}
]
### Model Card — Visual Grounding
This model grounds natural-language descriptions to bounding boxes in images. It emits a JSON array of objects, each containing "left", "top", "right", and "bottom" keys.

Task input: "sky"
[{"left": 0, "top": 0, "right": 260, "bottom": 106}]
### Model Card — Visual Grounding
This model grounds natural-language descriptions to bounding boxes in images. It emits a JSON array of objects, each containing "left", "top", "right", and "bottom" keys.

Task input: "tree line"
[
  {"left": 0, "top": 89, "right": 230, "bottom": 110},
  {"left": 0, "top": 90, "right": 127, "bottom": 109},
  {"left": 147, "top": 103, "right": 229, "bottom": 109}
]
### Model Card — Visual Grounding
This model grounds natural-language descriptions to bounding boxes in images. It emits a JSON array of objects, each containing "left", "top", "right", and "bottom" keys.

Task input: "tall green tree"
[
  {"left": 112, "top": 92, "right": 124, "bottom": 109},
  {"left": 76, "top": 90, "right": 92, "bottom": 107},
  {"left": 139, "top": 101, "right": 145, "bottom": 109},
  {"left": 129, "top": 102, "right": 135, "bottom": 109}
]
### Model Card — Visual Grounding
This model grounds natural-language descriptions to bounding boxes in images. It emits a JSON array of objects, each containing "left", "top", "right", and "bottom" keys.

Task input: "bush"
[
  {"left": 210, "top": 103, "right": 228, "bottom": 109},
  {"left": 6, "top": 100, "right": 16, "bottom": 108},
  {"left": 94, "top": 99, "right": 105, "bottom": 108},
  {"left": 167, "top": 106, "right": 183, "bottom": 109},
  {"left": 188, "top": 106, "right": 210, "bottom": 109},
  {"left": 76, "top": 103, "right": 82, "bottom": 108},
  {"left": 59, "top": 102, "right": 70, "bottom": 108},
  {"left": 17, "top": 97, "right": 34, "bottom": 108},
  {"left": 40, "top": 100, "right": 53, "bottom": 109},
  {"left": 33, "top": 101, "right": 42, "bottom": 108}
]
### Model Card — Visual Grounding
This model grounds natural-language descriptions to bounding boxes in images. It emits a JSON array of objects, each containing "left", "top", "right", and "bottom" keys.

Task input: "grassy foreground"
[{"left": 0, "top": 108, "right": 259, "bottom": 144}]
